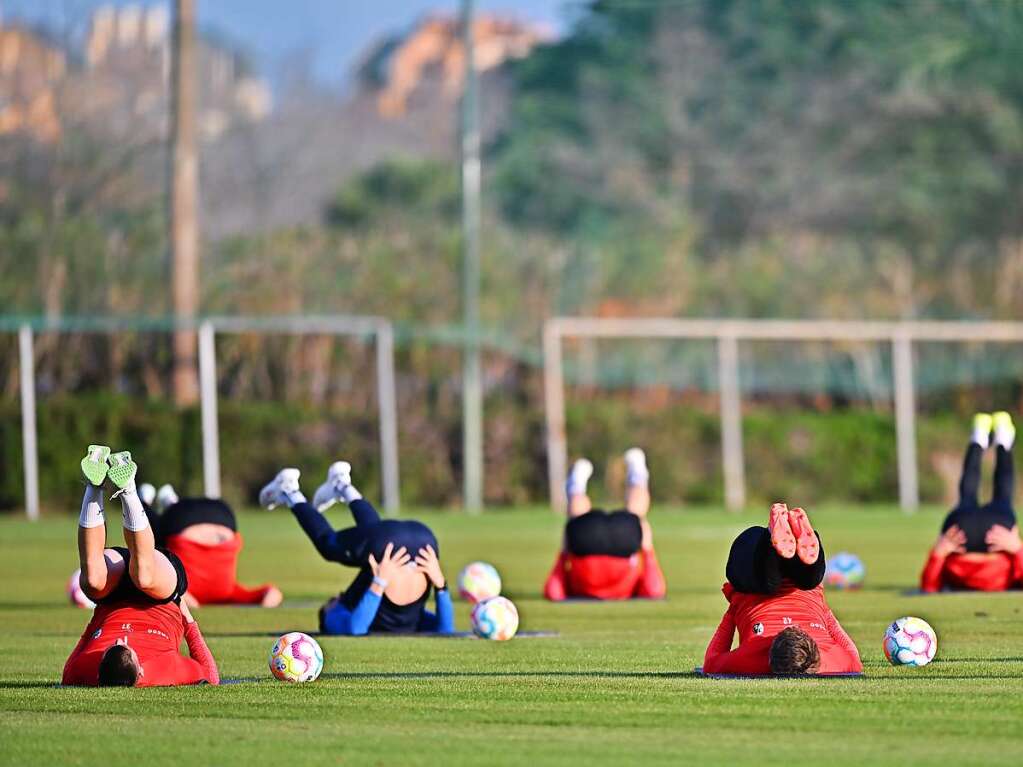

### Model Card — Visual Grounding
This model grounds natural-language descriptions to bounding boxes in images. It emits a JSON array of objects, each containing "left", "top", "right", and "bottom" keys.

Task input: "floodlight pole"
[
  {"left": 18, "top": 325, "right": 39, "bottom": 521},
  {"left": 460, "top": 0, "right": 484, "bottom": 512}
]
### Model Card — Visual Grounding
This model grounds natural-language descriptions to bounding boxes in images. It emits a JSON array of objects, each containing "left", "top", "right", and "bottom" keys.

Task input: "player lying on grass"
[
  {"left": 62, "top": 446, "right": 219, "bottom": 686},
  {"left": 260, "top": 461, "right": 454, "bottom": 635},
  {"left": 921, "top": 412, "right": 1023, "bottom": 592},
  {"left": 703, "top": 503, "right": 861, "bottom": 675},
  {"left": 544, "top": 448, "right": 666, "bottom": 601},
  {"left": 141, "top": 484, "right": 282, "bottom": 608}
]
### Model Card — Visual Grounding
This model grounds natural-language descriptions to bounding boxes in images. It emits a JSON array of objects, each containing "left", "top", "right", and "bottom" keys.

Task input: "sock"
[
  {"left": 340, "top": 484, "right": 362, "bottom": 504},
  {"left": 626, "top": 462, "right": 649, "bottom": 488},
  {"left": 972, "top": 426, "right": 991, "bottom": 449},
  {"left": 995, "top": 427, "right": 1015, "bottom": 451},
  {"left": 119, "top": 482, "right": 150, "bottom": 532},
  {"left": 566, "top": 466, "right": 590, "bottom": 499},
  {"left": 284, "top": 489, "right": 307, "bottom": 508},
  {"left": 79, "top": 484, "right": 105, "bottom": 528}
]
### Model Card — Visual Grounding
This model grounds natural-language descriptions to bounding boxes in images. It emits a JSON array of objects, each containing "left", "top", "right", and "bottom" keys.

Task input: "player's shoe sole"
[
  {"left": 787, "top": 507, "right": 819, "bottom": 565},
  {"left": 769, "top": 502, "right": 796, "bottom": 559},
  {"left": 313, "top": 461, "right": 352, "bottom": 512},
  {"left": 106, "top": 451, "right": 137, "bottom": 496},
  {"left": 81, "top": 445, "right": 111, "bottom": 486}
]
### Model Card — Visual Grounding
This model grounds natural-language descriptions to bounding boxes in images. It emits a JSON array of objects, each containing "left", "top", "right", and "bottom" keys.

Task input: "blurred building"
[
  {"left": 357, "top": 15, "right": 549, "bottom": 118},
  {"left": 0, "top": 21, "right": 66, "bottom": 143},
  {"left": 0, "top": 3, "right": 271, "bottom": 146}
]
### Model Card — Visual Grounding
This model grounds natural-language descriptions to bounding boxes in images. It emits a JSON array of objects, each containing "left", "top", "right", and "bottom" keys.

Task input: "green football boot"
[
  {"left": 81, "top": 445, "right": 111, "bottom": 487},
  {"left": 106, "top": 451, "right": 137, "bottom": 497}
]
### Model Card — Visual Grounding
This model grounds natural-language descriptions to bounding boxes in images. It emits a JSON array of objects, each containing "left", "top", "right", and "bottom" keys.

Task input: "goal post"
[
  {"left": 12, "top": 314, "right": 401, "bottom": 519},
  {"left": 543, "top": 317, "right": 1023, "bottom": 514}
]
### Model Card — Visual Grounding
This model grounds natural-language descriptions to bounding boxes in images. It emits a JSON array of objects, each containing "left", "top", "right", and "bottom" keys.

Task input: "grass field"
[{"left": 1, "top": 505, "right": 1022, "bottom": 766}]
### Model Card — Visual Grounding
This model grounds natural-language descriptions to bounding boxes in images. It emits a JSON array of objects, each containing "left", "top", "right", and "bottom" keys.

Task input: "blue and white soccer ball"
[
  {"left": 471, "top": 596, "right": 519, "bottom": 641},
  {"left": 883, "top": 617, "right": 937, "bottom": 667},
  {"left": 269, "top": 631, "right": 324, "bottom": 682},
  {"left": 458, "top": 561, "right": 502, "bottom": 603},
  {"left": 824, "top": 552, "right": 865, "bottom": 590}
]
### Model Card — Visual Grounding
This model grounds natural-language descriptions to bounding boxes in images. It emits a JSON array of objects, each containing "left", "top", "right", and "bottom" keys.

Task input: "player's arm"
[
  {"left": 824, "top": 610, "right": 863, "bottom": 673},
  {"left": 921, "top": 525, "right": 965, "bottom": 592},
  {"left": 543, "top": 551, "right": 569, "bottom": 601},
  {"left": 321, "top": 591, "right": 381, "bottom": 636},
  {"left": 415, "top": 545, "right": 455, "bottom": 633},
  {"left": 61, "top": 621, "right": 97, "bottom": 685},
  {"left": 985, "top": 525, "right": 1023, "bottom": 586},
  {"left": 180, "top": 601, "right": 220, "bottom": 685},
  {"left": 702, "top": 610, "right": 737, "bottom": 673},
  {"left": 634, "top": 548, "right": 666, "bottom": 599}
]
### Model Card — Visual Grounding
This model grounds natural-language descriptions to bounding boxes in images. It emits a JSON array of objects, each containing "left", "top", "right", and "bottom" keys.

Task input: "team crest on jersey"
[
  {"left": 753, "top": 622, "right": 764, "bottom": 636},
  {"left": 92, "top": 628, "right": 102, "bottom": 639}
]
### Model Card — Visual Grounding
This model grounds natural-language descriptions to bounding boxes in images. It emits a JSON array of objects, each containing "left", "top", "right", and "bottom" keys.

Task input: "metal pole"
[
  {"left": 170, "top": 0, "right": 200, "bottom": 406},
  {"left": 543, "top": 321, "right": 568, "bottom": 514},
  {"left": 718, "top": 333, "right": 746, "bottom": 511},
  {"left": 198, "top": 322, "right": 221, "bottom": 498},
  {"left": 460, "top": 0, "right": 483, "bottom": 512},
  {"left": 376, "top": 321, "right": 401, "bottom": 516},
  {"left": 893, "top": 331, "right": 919, "bottom": 512},
  {"left": 18, "top": 325, "right": 39, "bottom": 521}
]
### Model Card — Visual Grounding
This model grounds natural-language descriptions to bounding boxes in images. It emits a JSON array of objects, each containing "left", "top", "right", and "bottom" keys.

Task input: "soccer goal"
[
  {"left": 12, "top": 314, "right": 400, "bottom": 520},
  {"left": 543, "top": 317, "right": 1023, "bottom": 513}
]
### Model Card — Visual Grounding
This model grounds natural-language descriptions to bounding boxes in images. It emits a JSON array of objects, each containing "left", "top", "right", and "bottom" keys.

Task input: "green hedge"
[{"left": 0, "top": 394, "right": 982, "bottom": 512}]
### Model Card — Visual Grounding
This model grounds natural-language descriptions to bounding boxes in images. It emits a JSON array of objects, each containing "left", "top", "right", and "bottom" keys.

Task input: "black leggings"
[
  {"left": 565, "top": 510, "right": 642, "bottom": 557},
  {"left": 941, "top": 444, "right": 1016, "bottom": 552},
  {"left": 291, "top": 498, "right": 438, "bottom": 568},
  {"left": 725, "top": 526, "right": 826, "bottom": 595}
]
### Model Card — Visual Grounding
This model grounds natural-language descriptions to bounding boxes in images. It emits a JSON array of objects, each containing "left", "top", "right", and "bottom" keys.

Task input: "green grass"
[{"left": 1, "top": 506, "right": 1022, "bottom": 766}]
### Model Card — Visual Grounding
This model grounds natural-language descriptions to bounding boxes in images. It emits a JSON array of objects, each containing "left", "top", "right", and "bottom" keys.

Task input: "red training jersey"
[
  {"left": 544, "top": 548, "right": 666, "bottom": 601},
  {"left": 703, "top": 582, "right": 861, "bottom": 676},
  {"left": 62, "top": 601, "right": 219, "bottom": 687},
  {"left": 165, "top": 532, "right": 274, "bottom": 605},
  {"left": 919, "top": 549, "right": 1023, "bottom": 593}
]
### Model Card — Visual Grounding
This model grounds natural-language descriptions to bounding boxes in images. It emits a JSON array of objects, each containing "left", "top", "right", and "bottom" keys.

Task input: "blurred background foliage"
[{"left": 2, "top": 0, "right": 1023, "bottom": 509}]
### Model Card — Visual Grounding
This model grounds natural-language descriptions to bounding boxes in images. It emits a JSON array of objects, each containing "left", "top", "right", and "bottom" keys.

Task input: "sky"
[{"left": 0, "top": 0, "right": 574, "bottom": 88}]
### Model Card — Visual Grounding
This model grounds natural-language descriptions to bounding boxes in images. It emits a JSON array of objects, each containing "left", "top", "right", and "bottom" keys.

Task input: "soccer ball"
[
  {"left": 67, "top": 569, "right": 96, "bottom": 609},
  {"left": 471, "top": 596, "right": 519, "bottom": 641},
  {"left": 269, "top": 632, "right": 324, "bottom": 682},
  {"left": 824, "top": 552, "right": 865, "bottom": 590},
  {"left": 458, "top": 561, "right": 502, "bottom": 603},
  {"left": 883, "top": 617, "right": 937, "bottom": 667}
]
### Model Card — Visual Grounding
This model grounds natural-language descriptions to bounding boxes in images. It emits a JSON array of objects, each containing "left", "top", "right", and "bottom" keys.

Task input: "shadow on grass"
[{"left": 206, "top": 631, "right": 559, "bottom": 639}]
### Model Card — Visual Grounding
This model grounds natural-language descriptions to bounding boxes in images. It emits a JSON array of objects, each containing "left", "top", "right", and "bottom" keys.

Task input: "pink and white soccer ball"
[
  {"left": 458, "top": 561, "right": 502, "bottom": 603},
  {"left": 269, "top": 631, "right": 324, "bottom": 682},
  {"left": 883, "top": 616, "right": 937, "bottom": 667},
  {"left": 67, "top": 569, "right": 95, "bottom": 609},
  {"left": 471, "top": 596, "right": 519, "bottom": 641}
]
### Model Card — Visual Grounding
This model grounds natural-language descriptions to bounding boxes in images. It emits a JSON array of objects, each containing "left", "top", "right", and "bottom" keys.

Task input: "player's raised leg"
[
  {"left": 107, "top": 451, "right": 179, "bottom": 600},
  {"left": 991, "top": 411, "right": 1016, "bottom": 510},
  {"left": 77, "top": 444, "right": 121, "bottom": 599},
  {"left": 566, "top": 458, "right": 594, "bottom": 518},
  {"left": 623, "top": 448, "right": 654, "bottom": 550}
]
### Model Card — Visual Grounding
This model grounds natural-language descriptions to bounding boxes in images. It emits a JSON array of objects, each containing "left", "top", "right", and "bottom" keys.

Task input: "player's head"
[
  {"left": 769, "top": 626, "right": 821, "bottom": 675},
  {"left": 98, "top": 644, "right": 141, "bottom": 686}
]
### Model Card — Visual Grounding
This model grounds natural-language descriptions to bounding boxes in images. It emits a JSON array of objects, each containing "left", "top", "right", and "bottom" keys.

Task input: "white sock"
[
  {"left": 79, "top": 485, "right": 105, "bottom": 528},
  {"left": 995, "top": 427, "right": 1015, "bottom": 451},
  {"left": 284, "top": 489, "right": 307, "bottom": 508},
  {"left": 972, "top": 426, "right": 991, "bottom": 449},
  {"left": 340, "top": 484, "right": 363, "bottom": 504},
  {"left": 119, "top": 482, "right": 150, "bottom": 532},
  {"left": 625, "top": 450, "right": 650, "bottom": 488},
  {"left": 566, "top": 461, "right": 592, "bottom": 500}
]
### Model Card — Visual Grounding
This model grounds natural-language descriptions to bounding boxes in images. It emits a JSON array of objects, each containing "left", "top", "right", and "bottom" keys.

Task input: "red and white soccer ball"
[
  {"left": 471, "top": 596, "right": 519, "bottom": 641},
  {"left": 883, "top": 616, "right": 937, "bottom": 667},
  {"left": 269, "top": 631, "right": 324, "bottom": 683},
  {"left": 67, "top": 569, "right": 96, "bottom": 609},
  {"left": 458, "top": 561, "right": 502, "bottom": 603}
]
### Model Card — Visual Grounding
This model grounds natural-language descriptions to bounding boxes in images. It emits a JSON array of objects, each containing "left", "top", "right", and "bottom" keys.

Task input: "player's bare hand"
[
  {"left": 934, "top": 525, "right": 966, "bottom": 557},
  {"left": 985, "top": 524, "right": 1022, "bottom": 554},
  {"left": 369, "top": 543, "right": 410, "bottom": 584},
  {"left": 415, "top": 544, "right": 446, "bottom": 590}
]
